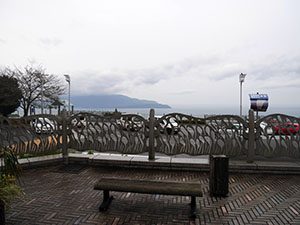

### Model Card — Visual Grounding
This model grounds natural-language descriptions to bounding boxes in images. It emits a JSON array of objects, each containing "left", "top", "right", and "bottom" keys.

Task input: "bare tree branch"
[{"left": 9, "top": 65, "right": 66, "bottom": 116}]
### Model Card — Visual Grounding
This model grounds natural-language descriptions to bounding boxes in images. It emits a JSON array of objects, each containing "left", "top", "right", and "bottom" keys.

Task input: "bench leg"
[
  {"left": 190, "top": 196, "right": 196, "bottom": 219},
  {"left": 99, "top": 190, "right": 114, "bottom": 212}
]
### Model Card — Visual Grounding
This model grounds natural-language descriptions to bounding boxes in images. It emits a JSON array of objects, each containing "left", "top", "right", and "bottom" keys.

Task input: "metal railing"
[
  {"left": 0, "top": 109, "right": 299, "bottom": 162},
  {"left": 0, "top": 115, "right": 63, "bottom": 158}
]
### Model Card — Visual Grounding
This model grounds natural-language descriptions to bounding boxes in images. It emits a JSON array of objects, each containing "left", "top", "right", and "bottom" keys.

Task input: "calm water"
[
  {"left": 23, "top": 104, "right": 299, "bottom": 118},
  {"left": 76, "top": 105, "right": 300, "bottom": 118}
]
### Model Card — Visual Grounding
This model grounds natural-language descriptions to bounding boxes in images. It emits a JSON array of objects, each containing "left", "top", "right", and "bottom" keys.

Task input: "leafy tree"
[
  {"left": 11, "top": 65, "right": 65, "bottom": 116},
  {"left": 0, "top": 73, "right": 22, "bottom": 117}
]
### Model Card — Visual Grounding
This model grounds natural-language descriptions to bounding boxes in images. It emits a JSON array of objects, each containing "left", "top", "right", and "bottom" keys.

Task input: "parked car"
[
  {"left": 259, "top": 121, "right": 274, "bottom": 135},
  {"left": 216, "top": 122, "right": 243, "bottom": 137},
  {"left": 72, "top": 116, "right": 87, "bottom": 129},
  {"left": 155, "top": 116, "right": 180, "bottom": 134},
  {"left": 117, "top": 116, "right": 143, "bottom": 131},
  {"left": 274, "top": 122, "right": 299, "bottom": 135},
  {"left": 31, "top": 118, "right": 55, "bottom": 134}
]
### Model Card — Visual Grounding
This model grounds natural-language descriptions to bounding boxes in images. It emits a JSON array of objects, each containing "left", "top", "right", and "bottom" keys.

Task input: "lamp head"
[
  {"left": 239, "top": 73, "right": 246, "bottom": 83},
  {"left": 64, "top": 74, "right": 70, "bottom": 83}
]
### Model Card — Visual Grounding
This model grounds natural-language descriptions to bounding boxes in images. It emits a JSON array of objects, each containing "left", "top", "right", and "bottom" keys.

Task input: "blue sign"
[{"left": 249, "top": 94, "right": 269, "bottom": 112}]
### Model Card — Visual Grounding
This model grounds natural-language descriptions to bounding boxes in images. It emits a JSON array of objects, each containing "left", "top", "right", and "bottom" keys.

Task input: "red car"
[{"left": 274, "top": 122, "right": 300, "bottom": 135}]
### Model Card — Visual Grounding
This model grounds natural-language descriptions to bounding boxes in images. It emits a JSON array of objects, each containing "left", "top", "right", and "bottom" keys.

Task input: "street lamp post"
[
  {"left": 64, "top": 74, "right": 71, "bottom": 115},
  {"left": 41, "top": 82, "right": 44, "bottom": 114},
  {"left": 40, "top": 78, "right": 45, "bottom": 114},
  {"left": 239, "top": 73, "right": 246, "bottom": 117}
]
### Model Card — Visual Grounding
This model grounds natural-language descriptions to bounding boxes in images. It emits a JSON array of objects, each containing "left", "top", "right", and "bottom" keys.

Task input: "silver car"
[{"left": 32, "top": 118, "right": 55, "bottom": 134}]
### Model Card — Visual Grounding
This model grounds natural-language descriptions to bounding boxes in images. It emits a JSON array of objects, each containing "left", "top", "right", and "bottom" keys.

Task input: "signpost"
[{"left": 249, "top": 93, "right": 269, "bottom": 119}]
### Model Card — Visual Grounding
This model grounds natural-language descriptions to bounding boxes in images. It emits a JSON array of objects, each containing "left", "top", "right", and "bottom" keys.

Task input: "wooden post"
[
  {"left": 247, "top": 109, "right": 255, "bottom": 163},
  {"left": 148, "top": 109, "right": 155, "bottom": 160}
]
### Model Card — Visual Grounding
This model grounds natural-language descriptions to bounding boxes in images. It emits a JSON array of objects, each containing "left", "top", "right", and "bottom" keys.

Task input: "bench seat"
[
  {"left": 94, "top": 178, "right": 203, "bottom": 196},
  {"left": 94, "top": 178, "right": 202, "bottom": 218}
]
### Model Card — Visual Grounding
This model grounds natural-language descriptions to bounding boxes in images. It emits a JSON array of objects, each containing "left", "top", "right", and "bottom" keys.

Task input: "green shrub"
[
  {"left": 0, "top": 147, "right": 23, "bottom": 209},
  {"left": 0, "top": 175, "right": 22, "bottom": 208}
]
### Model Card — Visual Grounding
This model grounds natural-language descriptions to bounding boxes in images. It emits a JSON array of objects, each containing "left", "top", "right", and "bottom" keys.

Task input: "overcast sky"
[{"left": 1, "top": 0, "right": 300, "bottom": 110}]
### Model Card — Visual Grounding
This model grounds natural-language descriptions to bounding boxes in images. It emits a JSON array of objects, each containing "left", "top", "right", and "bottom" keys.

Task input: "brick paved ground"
[{"left": 6, "top": 164, "right": 300, "bottom": 225}]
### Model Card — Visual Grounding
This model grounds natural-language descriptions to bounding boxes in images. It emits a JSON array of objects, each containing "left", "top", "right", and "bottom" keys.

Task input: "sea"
[
  {"left": 74, "top": 105, "right": 300, "bottom": 118},
  {"left": 17, "top": 105, "right": 299, "bottom": 118}
]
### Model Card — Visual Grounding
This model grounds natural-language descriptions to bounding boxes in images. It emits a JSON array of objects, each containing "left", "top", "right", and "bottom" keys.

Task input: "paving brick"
[{"left": 5, "top": 165, "right": 300, "bottom": 225}]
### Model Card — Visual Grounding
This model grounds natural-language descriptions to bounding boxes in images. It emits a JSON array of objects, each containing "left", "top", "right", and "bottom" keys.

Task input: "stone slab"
[
  {"left": 255, "top": 161, "right": 300, "bottom": 171},
  {"left": 126, "top": 156, "right": 171, "bottom": 170}
]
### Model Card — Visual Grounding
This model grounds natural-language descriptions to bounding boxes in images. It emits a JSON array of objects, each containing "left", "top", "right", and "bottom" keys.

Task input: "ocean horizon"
[
  {"left": 18, "top": 104, "right": 299, "bottom": 118},
  {"left": 75, "top": 105, "right": 300, "bottom": 118}
]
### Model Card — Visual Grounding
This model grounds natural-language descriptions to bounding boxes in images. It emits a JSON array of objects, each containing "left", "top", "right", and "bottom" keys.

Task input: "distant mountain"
[{"left": 71, "top": 94, "right": 171, "bottom": 109}]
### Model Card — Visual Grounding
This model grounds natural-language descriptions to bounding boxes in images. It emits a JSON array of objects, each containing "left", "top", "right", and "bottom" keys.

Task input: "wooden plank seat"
[{"left": 94, "top": 178, "right": 203, "bottom": 218}]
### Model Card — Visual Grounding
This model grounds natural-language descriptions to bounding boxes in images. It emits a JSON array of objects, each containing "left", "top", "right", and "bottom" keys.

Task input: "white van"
[{"left": 155, "top": 116, "right": 180, "bottom": 134}]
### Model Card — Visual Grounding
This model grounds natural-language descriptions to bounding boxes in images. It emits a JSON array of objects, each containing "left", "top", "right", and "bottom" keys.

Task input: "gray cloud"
[
  {"left": 0, "top": 38, "right": 6, "bottom": 44},
  {"left": 39, "top": 37, "right": 62, "bottom": 47},
  {"left": 72, "top": 67, "right": 169, "bottom": 95},
  {"left": 131, "top": 55, "right": 223, "bottom": 85},
  {"left": 71, "top": 56, "right": 219, "bottom": 95},
  {"left": 207, "top": 66, "right": 241, "bottom": 81},
  {"left": 192, "top": 55, "right": 300, "bottom": 83},
  {"left": 261, "top": 81, "right": 300, "bottom": 90},
  {"left": 72, "top": 70, "right": 126, "bottom": 95},
  {"left": 247, "top": 55, "right": 300, "bottom": 81},
  {"left": 169, "top": 90, "right": 196, "bottom": 95},
  {"left": 71, "top": 54, "right": 300, "bottom": 96}
]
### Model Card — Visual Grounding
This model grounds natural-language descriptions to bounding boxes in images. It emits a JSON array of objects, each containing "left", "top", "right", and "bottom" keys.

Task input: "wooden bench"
[{"left": 94, "top": 178, "right": 203, "bottom": 218}]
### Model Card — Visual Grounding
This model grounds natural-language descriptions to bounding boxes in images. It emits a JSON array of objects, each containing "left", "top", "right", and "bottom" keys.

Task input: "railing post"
[
  {"left": 247, "top": 109, "right": 255, "bottom": 163},
  {"left": 62, "top": 112, "right": 69, "bottom": 165},
  {"left": 148, "top": 108, "right": 155, "bottom": 160}
]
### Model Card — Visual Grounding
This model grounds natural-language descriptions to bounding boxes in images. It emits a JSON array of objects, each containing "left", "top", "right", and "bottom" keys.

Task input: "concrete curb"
[{"left": 18, "top": 153, "right": 300, "bottom": 174}]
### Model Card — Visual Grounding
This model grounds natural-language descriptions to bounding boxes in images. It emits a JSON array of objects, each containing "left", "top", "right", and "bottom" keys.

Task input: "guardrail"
[{"left": 0, "top": 109, "right": 299, "bottom": 162}]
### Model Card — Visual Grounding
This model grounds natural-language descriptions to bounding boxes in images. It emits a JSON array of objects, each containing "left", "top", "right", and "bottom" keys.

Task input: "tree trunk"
[{"left": 23, "top": 105, "right": 29, "bottom": 117}]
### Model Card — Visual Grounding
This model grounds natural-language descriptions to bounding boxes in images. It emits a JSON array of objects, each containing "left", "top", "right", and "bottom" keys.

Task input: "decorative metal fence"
[
  {"left": 154, "top": 113, "right": 247, "bottom": 157},
  {"left": 69, "top": 113, "right": 148, "bottom": 154},
  {"left": 204, "top": 115, "right": 248, "bottom": 157},
  {"left": 256, "top": 114, "right": 300, "bottom": 159},
  {"left": 0, "top": 115, "right": 62, "bottom": 157},
  {"left": 0, "top": 110, "right": 299, "bottom": 161}
]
